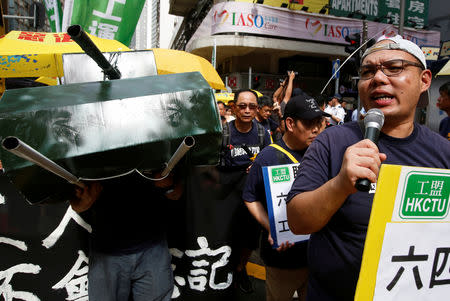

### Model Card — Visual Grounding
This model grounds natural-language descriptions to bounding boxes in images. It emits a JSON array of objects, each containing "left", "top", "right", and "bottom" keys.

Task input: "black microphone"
[{"left": 355, "top": 108, "right": 385, "bottom": 192}]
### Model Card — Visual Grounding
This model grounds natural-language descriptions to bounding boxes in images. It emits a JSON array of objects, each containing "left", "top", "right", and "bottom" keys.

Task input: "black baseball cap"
[{"left": 284, "top": 95, "right": 330, "bottom": 120}]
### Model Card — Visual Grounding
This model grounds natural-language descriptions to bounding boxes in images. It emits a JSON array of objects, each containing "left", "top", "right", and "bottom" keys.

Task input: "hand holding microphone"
[{"left": 355, "top": 108, "right": 385, "bottom": 192}]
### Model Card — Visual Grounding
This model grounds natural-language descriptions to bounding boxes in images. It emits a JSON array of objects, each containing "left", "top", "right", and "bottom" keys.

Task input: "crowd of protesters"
[
  {"left": 213, "top": 35, "right": 450, "bottom": 301},
  {"left": 61, "top": 35, "right": 450, "bottom": 301}
]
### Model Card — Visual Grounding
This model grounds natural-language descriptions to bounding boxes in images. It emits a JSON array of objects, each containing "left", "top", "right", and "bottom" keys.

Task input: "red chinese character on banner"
[
  {"left": 53, "top": 33, "right": 72, "bottom": 43},
  {"left": 228, "top": 77, "right": 236, "bottom": 88},
  {"left": 18, "top": 32, "right": 46, "bottom": 42},
  {"left": 265, "top": 79, "right": 275, "bottom": 90}
]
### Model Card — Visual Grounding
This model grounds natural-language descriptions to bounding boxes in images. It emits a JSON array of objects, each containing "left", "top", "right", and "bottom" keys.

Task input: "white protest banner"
[{"left": 262, "top": 163, "right": 309, "bottom": 248}]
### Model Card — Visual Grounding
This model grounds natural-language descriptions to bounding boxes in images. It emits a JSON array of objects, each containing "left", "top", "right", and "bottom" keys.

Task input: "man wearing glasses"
[
  {"left": 219, "top": 89, "right": 272, "bottom": 293},
  {"left": 255, "top": 95, "right": 280, "bottom": 142},
  {"left": 286, "top": 35, "right": 450, "bottom": 300}
]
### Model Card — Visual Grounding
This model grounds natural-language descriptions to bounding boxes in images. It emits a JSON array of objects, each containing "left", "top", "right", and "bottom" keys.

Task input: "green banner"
[
  {"left": 43, "top": 0, "right": 63, "bottom": 32},
  {"left": 62, "top": 0, "right": 146, "bottom": 46},
  {"left": 328, "top": 0, "right": 429, "bottom": 29}
]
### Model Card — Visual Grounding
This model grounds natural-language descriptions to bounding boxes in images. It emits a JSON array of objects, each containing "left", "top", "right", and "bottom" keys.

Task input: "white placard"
[
  {"left": 374, "top": 222, "right": 450, "bottom": 301},
  {"left": 262, "top": 163, "right": 309, "bottom": 248}
]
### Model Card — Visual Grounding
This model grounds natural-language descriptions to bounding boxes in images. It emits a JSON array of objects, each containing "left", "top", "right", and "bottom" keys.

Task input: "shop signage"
[
  {"left": 329, "top": 0, "right": 429, "bottom": 29},
  {"left": 205, "top": 2, "right": 439, "bottom": 47}
]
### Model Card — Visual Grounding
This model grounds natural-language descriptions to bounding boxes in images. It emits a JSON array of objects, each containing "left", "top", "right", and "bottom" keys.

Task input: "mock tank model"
[{"left": 0, "top": 25, "right": 222, "bottom": 204}]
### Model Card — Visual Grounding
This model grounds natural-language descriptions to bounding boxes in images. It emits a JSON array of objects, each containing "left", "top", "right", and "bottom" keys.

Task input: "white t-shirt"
[
  {"left": 325, "top": 105, "right": 346, "bottom": 125},
  {"left": 351, "top": 107, "right": 366, "bottom": 122}
]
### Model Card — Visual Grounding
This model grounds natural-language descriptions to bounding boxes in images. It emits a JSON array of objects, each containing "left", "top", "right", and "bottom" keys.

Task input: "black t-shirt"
[
  {"left": 287, "top": 122, "right": 450, "bottom": 300},
  {"left": 243, "top": 138, "right": 307, "bottom": 268},
  {"left": 221, "top": 119, "right": 271, "bottom": 168},
  {"left": 257, "top": 118, "right": 279, "bottom": 136},
  {"left": 83, "top": 171, "right": 168, "bottom": 254}
]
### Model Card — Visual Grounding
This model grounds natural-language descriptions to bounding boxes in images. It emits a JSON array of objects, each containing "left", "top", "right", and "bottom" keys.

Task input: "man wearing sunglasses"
[
  {"left": 220, "top": 90, "right": 271, "bottom": 167},
  {"left": 286, "top": 35, "right": 450, "bottom": 301},
  {"left": 219, "top": 89, "right": 272, "bottom": 294}
]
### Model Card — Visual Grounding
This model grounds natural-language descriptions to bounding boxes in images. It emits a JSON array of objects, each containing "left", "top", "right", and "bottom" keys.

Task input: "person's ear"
[
  {"left": 285, "top": 117, "right": 295, "bottom": 132},
  {"left": 420, "top": 69, "right": 432, "bottom": 93}
]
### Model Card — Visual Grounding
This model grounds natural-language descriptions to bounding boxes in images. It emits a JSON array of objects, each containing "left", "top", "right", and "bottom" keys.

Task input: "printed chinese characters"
[
  {"left": 170, "top": 236, "right": 232, "bottom": 298},
  {"left": 52, "top": 251, "right": 89, "bottom": 301},
  {"left": 387, "top": 245, "right": 450, "bottom": 291},
  {"left": 0, "top": 236, "right": 40, "bottom": 301},
  {"left": 89, "top": 0, "right": 125, "bottom": 39}
]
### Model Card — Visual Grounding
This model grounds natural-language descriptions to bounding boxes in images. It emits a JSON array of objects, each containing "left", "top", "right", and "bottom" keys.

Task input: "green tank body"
[{"left": 0, "top": 72, "right": 222, "bottom": 203}]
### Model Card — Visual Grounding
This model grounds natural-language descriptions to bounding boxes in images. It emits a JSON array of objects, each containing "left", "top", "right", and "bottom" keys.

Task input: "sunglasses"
[{"left": 237, "top": 103, "right": 258, "bottom": 110}]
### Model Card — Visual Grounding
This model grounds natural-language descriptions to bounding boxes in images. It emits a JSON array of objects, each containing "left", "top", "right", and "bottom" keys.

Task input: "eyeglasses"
[
  {"left": 260, "top": 107, "right": 273, "bottom": 113},
  {"left": 359, "top": 59, "right": 424, "bottom": 80},
  {"left": 237, "top": 103, "right": 258, "bottom": 110}
]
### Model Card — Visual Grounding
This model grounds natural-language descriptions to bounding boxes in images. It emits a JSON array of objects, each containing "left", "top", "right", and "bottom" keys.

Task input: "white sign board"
[
  {"left": 262, "top": 163, "right": 309, "bottom": 248},
  {"left": 374, "top": 222, "right": 450, "bottom": 301}
]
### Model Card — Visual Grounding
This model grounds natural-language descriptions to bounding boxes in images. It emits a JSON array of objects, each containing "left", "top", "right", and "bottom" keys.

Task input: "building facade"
[
  {"left": 169, "top": 0, "right": 443, "bottom": 128},
  {"left": 169, "top": 0, "right": 439, "bottom": 98}
]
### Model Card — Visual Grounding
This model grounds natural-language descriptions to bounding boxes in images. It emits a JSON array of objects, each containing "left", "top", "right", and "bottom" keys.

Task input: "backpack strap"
[
  {"left": 220, "top": 121, "right": 231, "bottom": 166},
  {"left": 222, "top": 121, "right": 230, "bottom": 149},
  {"left": 269, "top": 144, "right": 299, "bottom": 164},
  {"left": 256, "top": 122, "right": 266, "bottom": 147}
]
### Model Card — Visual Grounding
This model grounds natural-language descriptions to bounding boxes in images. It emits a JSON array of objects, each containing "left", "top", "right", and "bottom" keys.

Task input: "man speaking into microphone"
[{"left": 286, "top": 35, "right": 450, "bottom": 301}]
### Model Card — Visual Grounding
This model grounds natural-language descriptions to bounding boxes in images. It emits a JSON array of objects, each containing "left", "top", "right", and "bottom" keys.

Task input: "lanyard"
[{"left": 269, "top": 144, "right": 299, "bottom": 164}]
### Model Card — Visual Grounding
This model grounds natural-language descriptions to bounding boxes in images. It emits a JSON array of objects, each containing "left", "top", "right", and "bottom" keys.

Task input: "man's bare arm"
[
  {"left": 282, "top": 71, "right": 296, "bottom": 104},
  {"left": 287, "top": 139, "right": 386, "bottom": 234},
  {"left": 245, "top": 201, "right": 270, "bottom": 232}
]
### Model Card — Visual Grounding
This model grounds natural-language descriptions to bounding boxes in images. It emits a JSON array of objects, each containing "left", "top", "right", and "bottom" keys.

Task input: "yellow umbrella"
[
  {"left": 437, "top": 60, "right": 450, "bottom": 76},
  {"left": 215, "top": 92, "right": 235, "bottom": 105},
  {"left": 215, "top": 90, "right": 263, "bottom": 105},
  {"left": 0, "top": 31, "right": 129, "bottom": 78},
  {"left": 35, "top": 76, "right": 58, "bottom": 86},
  {"left": 150, "top": 48, "right": 225, "bottom": 90}
]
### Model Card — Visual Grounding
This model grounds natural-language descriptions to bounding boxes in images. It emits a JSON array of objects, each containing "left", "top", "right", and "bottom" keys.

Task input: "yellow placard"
[{"left": 355, "top": 164, "right": 402, "bottom": 301}]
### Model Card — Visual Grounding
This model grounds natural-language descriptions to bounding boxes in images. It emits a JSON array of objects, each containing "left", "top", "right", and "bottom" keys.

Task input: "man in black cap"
[{"left": 242, "top": 94, "right": 329, "bottom": 301}]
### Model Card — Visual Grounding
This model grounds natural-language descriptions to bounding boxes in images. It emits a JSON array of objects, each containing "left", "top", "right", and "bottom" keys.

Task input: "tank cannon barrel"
[
  {"left": 2, "top": 137, "right": 84, "bottom": 188},
  {"left": 161, "top": 136, "right": 195, "bottom": 177},
  {"left": 67, "top": 24, "right": 121, "bottom": 80}
]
